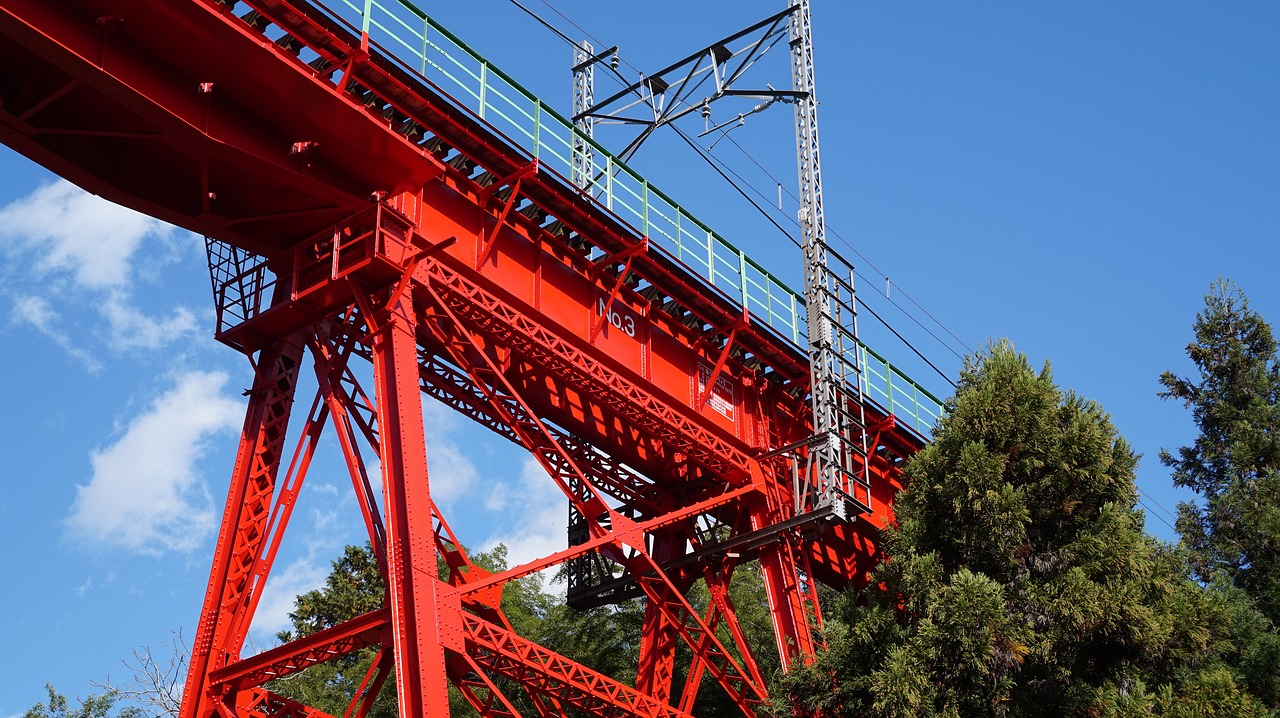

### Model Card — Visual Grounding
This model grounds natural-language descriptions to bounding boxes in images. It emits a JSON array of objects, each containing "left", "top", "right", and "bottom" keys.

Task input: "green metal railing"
[{"left": 321, "top": 0, "right": 945, "bottom": 434}]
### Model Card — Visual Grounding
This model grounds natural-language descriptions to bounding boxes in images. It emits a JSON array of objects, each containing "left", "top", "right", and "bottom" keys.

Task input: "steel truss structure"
[
  {"left": 572, "top": 7, "right": 803, "bottom": 163},
  {"left": 0, "top": 0, "right": 926, "bottom": 716}
]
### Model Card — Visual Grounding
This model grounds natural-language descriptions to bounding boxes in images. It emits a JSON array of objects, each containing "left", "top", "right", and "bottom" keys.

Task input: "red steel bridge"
[{"left": 0, "top": 1, "right": 944, "bottom": 716}]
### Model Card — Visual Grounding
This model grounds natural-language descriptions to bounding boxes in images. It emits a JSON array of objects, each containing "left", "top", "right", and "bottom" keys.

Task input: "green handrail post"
[
  {"left": 362, "top": 0, "right": 372, "bottom": 35},
  {"left": 706, "top": 230, "right": 715, "bottom": 287},
  {"left": 738, "top": 251, "right": 748, "bottom": 307},
  {"left": 418, "top": 18, "right": 429, "bottom": 75},
  {"left": 674, "top": 209, "right": 683, "bottom": 263},
  {"left": 478, "top": 62, "right": 487, "bottom": 120},
  {"left": 419, "top": 17, "right": 430, "bottom": 74},
  {"left": 885, "top": 368, "right": 894, "bottom": 417},
  {"left": 533, "top": 102, "right": 541, "bottom": 161},
  {"left": 641, "top": 179, "right": 649, "bottom": 238},
  {"left": 606, "top": 156, "right": 614, "bottom": 211},
  {"left": 790, "top": 292, "right": 799, "bottom": 344}
]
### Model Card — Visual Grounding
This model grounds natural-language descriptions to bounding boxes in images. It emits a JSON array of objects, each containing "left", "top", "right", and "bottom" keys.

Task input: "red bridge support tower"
[{"left": 0, "top": 0, "right": 927, "bottom": 715}]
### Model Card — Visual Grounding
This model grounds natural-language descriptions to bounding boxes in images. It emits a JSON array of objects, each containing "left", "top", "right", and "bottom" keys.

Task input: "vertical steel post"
[
  {"left": 790, "top": 0, "right": 865, "bottom": 519},
  {"left": 635, "top": 532, "right": 684, "bottom": 704},
  {"left": 572, "top": 40, "right": 595, "bottom": 190},
  {"left": 369, "top": 298, "right": 453, "bottom": 716}
]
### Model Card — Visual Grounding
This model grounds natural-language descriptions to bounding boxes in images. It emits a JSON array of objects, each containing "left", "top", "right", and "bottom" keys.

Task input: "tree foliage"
[
  {"left": 1158, "top": 279, "right": 1280, "bottom": 707},
  {"left": 774, "top": 341, "right": 1272, "bottom": 717},
  {"left": 24, "top": 685, "right": 140, "bottom": 718},
  {"left": 269, "top": 543, "right": 399, "bottom": 717},
  {"left": 267, "top": 540, "right": 783, "bottom": 717},
  {"left": 1160, "top": 278, "right": 1280, "bottom": 622}
]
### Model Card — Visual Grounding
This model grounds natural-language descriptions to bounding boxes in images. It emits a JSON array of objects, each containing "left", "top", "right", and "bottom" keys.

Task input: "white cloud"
[
  {"left": 481, "top": 456, "right": 570, "bottom": 569},
  {"left": 0, "top": 180, "right": 200, "bottom": 362},
  {"left": 0, "top": 180, "right": 173, "bottom": 289},
  {"left": 421, "top": 397, "right": 478, "bottom": 507},
  {"left": 9, "top": 294, "right": 102, "bottom": 371},
  {"left": 247, "top": 508, "right": 351, "bottom": 646},
  {"left": 248, "top": 556, "right": 330, "bottom": 645},
  {"left": 64, "top": 370, "right": 243, "bottom": 555},
  {"left": 100, "top": 290, "right": 198, "bottom": 351}
]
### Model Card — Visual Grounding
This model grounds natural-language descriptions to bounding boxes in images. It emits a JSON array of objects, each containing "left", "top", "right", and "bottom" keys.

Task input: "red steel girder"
[
  {"left": 210, "top": 609, "right": 388, "bottom": 693},
  {"left": 459, "top": 613, "right": 689, "bottom": 718},
  {"left": 444, "top": 653, "right": 524, "bottom": 718},
  {"left": 415, "top": 252, "right": 755, "bottom": 482},
  {"left": 309, "top": 325, "right": 390, "bottom": 562},
  {"left": 366, "top": 296, "right": 453, "bottom": 717},
  {"left": 0, "top": 0, "right": 447, "bottom": 252},
  {"left": 345, "top": 649, "right": 393, "bottom": 718},
  {"left": 309, "top": 314, "right": 576, "bottom": 718},
  {"left": 237, "top": 687, "right": 336, "bottom": 718},
  {"left": 634, "top": 532, "right": 687, "bottom": 705},
  {"left": 415, "top": 281, "right": 770, "bottom": 715},
  {"left": 410, "top": 345, "right": 670, "bottom": 516},
  {"left": 184, "top": 335, "right": 306, "bottom": 718}
]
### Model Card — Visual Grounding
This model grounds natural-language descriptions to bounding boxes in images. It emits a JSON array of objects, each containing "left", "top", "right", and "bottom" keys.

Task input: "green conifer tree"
[
  {"left": 775, "top": 341, "right": 1269, "bottom": 717},
  {"left": 1159, "top": 279, "right": 1280, "bottom": 622},
  {"left": 24, "top": 686, "right": 140, "bottom": 718}
]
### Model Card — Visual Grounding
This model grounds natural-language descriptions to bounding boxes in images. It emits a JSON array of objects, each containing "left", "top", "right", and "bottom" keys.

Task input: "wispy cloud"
[
  {"left": 63, "top": 370, "right": 243, "bottom": 555},
  {"left": 481, "top": 456, "right": 569, "bottom": 569},
  {"left": 9, "top": 294, "right": 103, "bottom": 372},
  {"left": 100, "top": 290, "right": 198, "bottom": 351},
  {"left": 0, "top": 180, "right": 172, "bottom": 289},
  {"left": 0, "top": 180, "right": 200, "bottom": 363},
  {"left": 248, "top": 508, "right": 351, "bottom": 646},
  {"left": 422, "top": 397, "right": 479, "bottom": 507}
]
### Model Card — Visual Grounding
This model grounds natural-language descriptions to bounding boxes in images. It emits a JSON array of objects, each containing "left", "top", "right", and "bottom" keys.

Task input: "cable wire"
[
  {"left": 534, "top": 0, "right": 646, "bottom": 75},
  {"left": 719, "top": 133, "right": 974, "bottom": 358},
  {"left": 1137, "top": 496, "right": 1179, "bottom": 535},
  {"left": 506, "top": 0, "right": 580, "bottom": 47},
  {"left": 685, "top": 130, "right": 970, "bottom": 364},
  {"left": 671, "top": 126, "right": 801, "bottom": 249},
  {"left": 506, "top": 0, "right": 967, "bottom": 385},
  {"left": 1137, "top": 486, "right": 1181, "bottom": 523},
  {"left": 675, "top": 126, "right": 957, "bottom": 389}
]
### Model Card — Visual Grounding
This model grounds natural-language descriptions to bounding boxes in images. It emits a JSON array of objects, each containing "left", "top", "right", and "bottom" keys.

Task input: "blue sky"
[{"left": 2, "top": 0, "right": 1278, "bottom": 713}]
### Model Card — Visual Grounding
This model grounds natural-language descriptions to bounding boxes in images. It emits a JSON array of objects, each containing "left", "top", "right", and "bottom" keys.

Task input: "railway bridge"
[{"left": 0, "top": 1, "right": 942, "bottom": 715}]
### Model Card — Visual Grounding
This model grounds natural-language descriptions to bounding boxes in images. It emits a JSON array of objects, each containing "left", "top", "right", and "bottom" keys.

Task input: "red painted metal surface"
[{"left": 0, "top": 1, "right": 926, "bottom": 716}]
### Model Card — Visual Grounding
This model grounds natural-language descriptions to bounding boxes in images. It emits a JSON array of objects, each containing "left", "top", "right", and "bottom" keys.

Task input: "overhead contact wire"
[
  {"left": 693, "top": 133, "right": 969, "bottom": 364},
  {"left": 671, "top": 127, "right": 802, "bottom": 250},
  {"left": 506, "top": 0, "right": 580, "bottom": 47},
  {"left": 720, "top": 133, "right": 974, "bottom": 358},
  {"left": 508, "top": 0, "right": 966, "bottom": 387}
]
